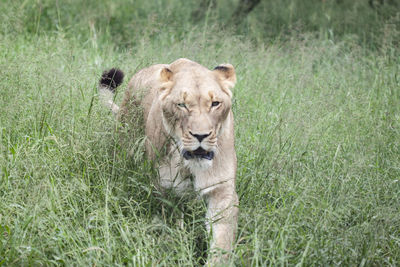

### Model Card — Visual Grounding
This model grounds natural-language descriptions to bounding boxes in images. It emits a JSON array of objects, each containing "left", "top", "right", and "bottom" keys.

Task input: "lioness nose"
[{"left": 190, "top": 131, "right": 211, "bottom": 142}]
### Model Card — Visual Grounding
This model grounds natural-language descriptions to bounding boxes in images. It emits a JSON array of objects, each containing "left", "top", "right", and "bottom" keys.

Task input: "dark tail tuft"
[{"left": 99, "top": 68, "right": 124, "bottom": 92}]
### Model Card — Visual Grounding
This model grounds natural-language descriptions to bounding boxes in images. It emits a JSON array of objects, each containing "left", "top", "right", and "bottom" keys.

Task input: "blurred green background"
[{"left": 2, "top": 0, "right": 399, "bottom": 48}]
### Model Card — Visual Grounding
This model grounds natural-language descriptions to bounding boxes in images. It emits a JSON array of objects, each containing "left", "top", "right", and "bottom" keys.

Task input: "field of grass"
[{"left": 1, "top": 1, "right": 400, "bottom": 266}]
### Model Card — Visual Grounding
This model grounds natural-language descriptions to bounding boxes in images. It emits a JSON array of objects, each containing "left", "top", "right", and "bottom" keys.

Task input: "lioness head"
[{"left": 158, "top": 58, "right": 236, "bottom": 169}]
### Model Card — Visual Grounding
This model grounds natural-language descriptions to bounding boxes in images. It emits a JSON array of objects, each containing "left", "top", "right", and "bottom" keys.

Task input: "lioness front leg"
[{"left": 205, "top": 185, "right": 239, "bottom": 262}]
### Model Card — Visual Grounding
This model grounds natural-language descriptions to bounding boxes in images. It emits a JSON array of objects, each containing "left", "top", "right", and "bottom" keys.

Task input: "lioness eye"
[
  {"left": 211, "top": 101, "right": 220, "bottom": 107},
  {"left": 177, "top": 103, "right": 187, "bottom": 108}
]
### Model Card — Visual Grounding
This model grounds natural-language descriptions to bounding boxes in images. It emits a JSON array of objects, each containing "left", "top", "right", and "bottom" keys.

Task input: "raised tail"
[{"left": 98, "top": 68, "right": 124, "bottom": 115}]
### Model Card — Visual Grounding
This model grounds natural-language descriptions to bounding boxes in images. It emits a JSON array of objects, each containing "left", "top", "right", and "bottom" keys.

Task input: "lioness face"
[{"left": 160, "top": 67, "right": 235, "bottom": 169}]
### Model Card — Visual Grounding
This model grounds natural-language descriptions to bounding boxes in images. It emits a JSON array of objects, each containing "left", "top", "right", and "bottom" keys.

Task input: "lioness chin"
[{"left": 99, "top": 58, "right": 238, "bottom": 263}]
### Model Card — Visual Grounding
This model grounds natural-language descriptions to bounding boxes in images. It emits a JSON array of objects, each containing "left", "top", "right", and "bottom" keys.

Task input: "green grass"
[{"left": 1, "top": 1, "right": 400, "bottom": 266}]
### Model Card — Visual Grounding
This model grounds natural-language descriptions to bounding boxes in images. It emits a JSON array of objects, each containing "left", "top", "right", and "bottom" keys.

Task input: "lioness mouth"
[{"left": 182, "top": 148, "right": 214, "bottom": 160}]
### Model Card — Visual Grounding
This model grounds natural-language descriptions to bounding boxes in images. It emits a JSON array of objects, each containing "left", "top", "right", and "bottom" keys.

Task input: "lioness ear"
[
  {"left": 159, "top": 67, "right": 174, "bottom": 100},
  {"left": 160, "top": 67, "right": 173, "bottom": 83},
  {"left": 213, "top": 64, "right": 236, "bottom": 92}
]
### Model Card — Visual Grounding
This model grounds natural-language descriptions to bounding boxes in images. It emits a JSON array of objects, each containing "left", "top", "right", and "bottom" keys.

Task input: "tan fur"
[{"left": 115, "top": 58, "right": 238, "bottom": 262}]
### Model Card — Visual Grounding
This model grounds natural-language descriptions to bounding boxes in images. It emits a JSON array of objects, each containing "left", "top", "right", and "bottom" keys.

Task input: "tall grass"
[{"left": 1, "top": 0, "right": 399, "bottom": 266}]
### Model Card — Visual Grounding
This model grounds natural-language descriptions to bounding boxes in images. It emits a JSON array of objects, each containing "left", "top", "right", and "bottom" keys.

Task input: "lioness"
[{"left": 99, "top": 58, "right": 238, "bottom": 261}]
